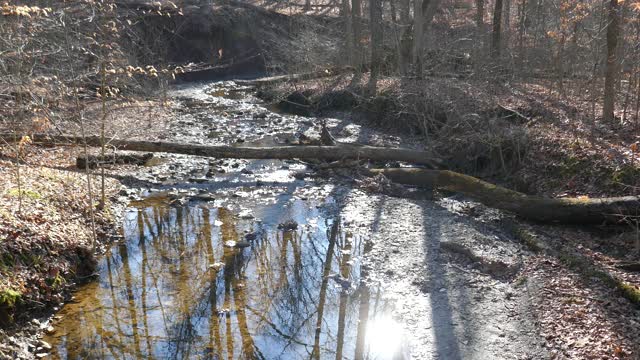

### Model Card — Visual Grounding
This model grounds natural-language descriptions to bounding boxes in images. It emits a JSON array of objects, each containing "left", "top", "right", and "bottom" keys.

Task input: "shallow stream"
[{"left": 43, "top": 82, "right": 409, "bottom": 359}]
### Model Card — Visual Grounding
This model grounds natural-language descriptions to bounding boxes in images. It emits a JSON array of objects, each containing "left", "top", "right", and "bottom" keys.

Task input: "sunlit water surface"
[{"left": 44, "top": 194, "right": 409, "bottom": 359}]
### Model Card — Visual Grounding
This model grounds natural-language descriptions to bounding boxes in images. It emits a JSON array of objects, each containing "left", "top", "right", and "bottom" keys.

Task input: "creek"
[{"left": 43, "top": 81, "right": 410, "bottom": 360}]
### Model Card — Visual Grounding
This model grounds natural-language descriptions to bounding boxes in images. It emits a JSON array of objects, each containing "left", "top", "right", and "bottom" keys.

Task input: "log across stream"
[{"left": 3, "top": 133, "right": 638, "bottom": 224}]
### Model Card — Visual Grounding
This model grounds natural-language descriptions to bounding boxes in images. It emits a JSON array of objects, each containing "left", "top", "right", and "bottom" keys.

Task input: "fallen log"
[
  {"left": 7, "top": 133, "right": 636, "bottom": 224},
  {"left": 234, "top": 67, "right": 349, "bottom": 87},
  {"left": 76, "top": 153, "right": 154, "bottom": 169},
  {"left": 369, "top": 168, "right": 640, "bottom": 224},
  {"left": 0, "top": 133, "right": 443, "bottom": 168}
]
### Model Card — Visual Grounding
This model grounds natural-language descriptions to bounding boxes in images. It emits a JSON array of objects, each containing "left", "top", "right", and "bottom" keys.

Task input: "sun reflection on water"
[
  {"left": 44, "top": 194, "right": 409, "bottom": 360},
  {"left": 366, "top": 316, "right": 409, "bottom": 360}
]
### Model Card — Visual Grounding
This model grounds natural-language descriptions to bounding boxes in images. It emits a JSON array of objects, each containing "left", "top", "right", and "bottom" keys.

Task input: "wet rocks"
[
  {"left": 189, "top": 177, "right": 208, "bottom": 183},
  {"left": 223, "top": 240, "right": 251, "bottom": 249},
  {"left": 235, "top": 241, "right": 251, "bottom": 248},
  {"left": 209, "top": 262, "right": 225, "bottom": 271},
  {"left": 278, "top": 91, "right": 312, "bottom": 116},
  {"left": 238, "top": 209, "right": 254, "bottom": 219},
  {"left": 278, "top": 220, "right": 298, "bottom": 231},
  {"left": 34, "top": 340, "right": 52, "bottom": 358},
  {"left": 327, "top": 274, "right": 354, "bottom": 291}
]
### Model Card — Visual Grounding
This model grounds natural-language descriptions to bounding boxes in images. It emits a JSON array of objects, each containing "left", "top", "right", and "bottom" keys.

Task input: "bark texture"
[
  {"left": 603, "top": 0, "right": 620, "bottom": 122},
  {"left": 370, "top": 168, "right": 640, "bottom": 224},
  {"left": 491, "top": 0, "right": 504, "bottom": 57},
  {"left": 367, "top": 0, "right": 384, "bottom": 94}
]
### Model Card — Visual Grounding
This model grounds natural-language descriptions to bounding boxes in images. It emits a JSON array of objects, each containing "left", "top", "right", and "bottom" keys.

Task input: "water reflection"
[{"left": 45, "top": 197, "right": 409, "bottom": 359}]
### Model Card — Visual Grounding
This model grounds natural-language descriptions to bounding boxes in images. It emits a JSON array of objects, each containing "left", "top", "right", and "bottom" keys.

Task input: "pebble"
[
  {"left": 238, "top": 209, "right": 253, "bottom": 219},
  {"left": 209, "top": 262, "right": 225, "bottom": 270},
  {"left": 38, "top": 341, "right": 52, "bottom": 351}
]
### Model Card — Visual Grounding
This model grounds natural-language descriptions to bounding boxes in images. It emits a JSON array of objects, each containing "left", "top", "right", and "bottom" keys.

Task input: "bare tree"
[
  {"left": 352, "top": 0, "right": 364, "bottom": 74},
  {"left": 503, "top": 0, "right": 511, "bottom": 48},
  {"left": 476, "top": 0, "right": 485, "bottom": 29},
  {"left": 342, "top": 0, "right": 354, "bottom": 67},
  {"left": 413, "top": 0, "right": 425, "bottom": 78},
  {"left": 397, "top": 0, "right": 412, "bottom": 75},
  {"left": 367, "top": 0, "right": 384, "bottom": 94},
  {"left": 492, "top": 0, "right": 504, "bottom": 57},
  {"left": 603, "top": 0, "right": 621, "bottom": 122}
]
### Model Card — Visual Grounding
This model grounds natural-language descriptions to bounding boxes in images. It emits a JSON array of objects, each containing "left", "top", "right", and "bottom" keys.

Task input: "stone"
[{"left": 38, "top": 341, "right": 52, "bottom": 351}]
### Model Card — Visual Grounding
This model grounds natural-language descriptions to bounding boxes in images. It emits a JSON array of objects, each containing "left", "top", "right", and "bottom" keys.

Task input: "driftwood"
[
  {"left": 234, "top": 68, "right": 349, "bottom": 87},
  {"left": 497, "top": 104, "right": 530, "bottom": 123},
  {"left": 370, "top": 168, "right": 640, "bottom": 224},
  {"left": 76, "top": 153, "right": 154, "bottom": 169},
  {"left": 0, "top": 133, "right": 443, "bottom": 168}
]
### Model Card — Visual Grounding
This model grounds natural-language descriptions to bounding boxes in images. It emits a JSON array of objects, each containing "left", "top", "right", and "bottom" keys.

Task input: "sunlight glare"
[{"left": 366, "top": 316, "right": 408, "bottom": 360}]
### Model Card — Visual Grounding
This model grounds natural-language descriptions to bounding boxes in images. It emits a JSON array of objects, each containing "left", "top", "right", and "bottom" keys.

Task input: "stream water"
[{"left": 43, "top": 82, "right": 410, "bottom": 359}]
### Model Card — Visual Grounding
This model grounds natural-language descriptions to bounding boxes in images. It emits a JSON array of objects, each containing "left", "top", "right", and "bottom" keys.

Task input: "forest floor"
[
  {"left": 0, "top": 149, "right": 121, "bottom": 358},
  {"left": 0, "top": 99, "right": 173, "bottom": 358}
]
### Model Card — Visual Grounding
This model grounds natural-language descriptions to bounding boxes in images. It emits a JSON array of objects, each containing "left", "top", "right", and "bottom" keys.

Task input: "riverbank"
[
  {"left": 260, "top": 73, "right": 640, "bottom": 199},
  {"left": 0, "top": 145, "right": 124, "bottom": 358}
]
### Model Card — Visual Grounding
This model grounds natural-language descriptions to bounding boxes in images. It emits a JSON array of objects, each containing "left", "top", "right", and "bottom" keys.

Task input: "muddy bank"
[{"left": 123, "top": 1, "right": 340, "bottom": 81}]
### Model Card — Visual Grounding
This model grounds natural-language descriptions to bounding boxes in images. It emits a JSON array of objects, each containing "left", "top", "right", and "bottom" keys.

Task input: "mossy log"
[{"left": 370, "top": 168, "right": 640, "bottom": 224}]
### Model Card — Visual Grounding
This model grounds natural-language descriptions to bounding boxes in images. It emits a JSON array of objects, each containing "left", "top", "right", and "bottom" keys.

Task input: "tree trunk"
[
  {"left": 517, "top": 0, "right": 527, "bottom": 68},
  {"left": 603, "top": 0, "right": 620, "bottom": 122},
  {"left": 491, "top": 0, "right": 504, "bottom": 57},
  {"left": 398, "top": 0, "right": 412, "bottom": 75},
  {"left": 390, "top": 0, "right": 404, "bottom": 75},
  {"left": 370, "top": 168, "right": 640, "bottom": 224},
  {"left": 422, "top": 0, "right": 440, "bottom": 25},
  {"left": 5, "top": 134, "right": 443, "bottom": 168},
  {"left": 503, "top": 0, "right": 511, "bottom": 49},
  {"left": 352, "top": 0, "right": 364, "bottom": 74},
  {"left": 413, "top": 0, "right": 425, "bottom": 78},
  {"left": 342, "top": 0, "right": 354, "bottom": 67},
  {"left": 421, "top": 0, "right": 441, "bottom": 66},
  {"left": 475, "top": 0, "right": 484, "bottom": 28},
  {"left": 367, "top": 0, "right": 384, "bottom": 95}
]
